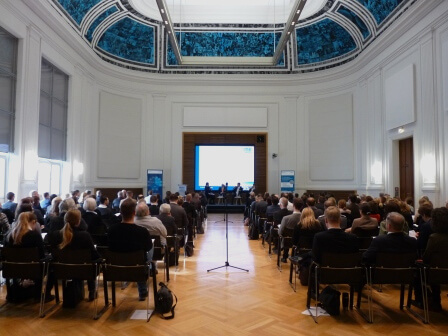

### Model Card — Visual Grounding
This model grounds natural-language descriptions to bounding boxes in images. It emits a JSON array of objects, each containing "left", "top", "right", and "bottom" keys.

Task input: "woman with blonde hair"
[
  {"left": 48, "top": 209, "right": 100, "bottom": 301},
  {"left": 292, "top": 207, "right": 325, "bottom": 248}
]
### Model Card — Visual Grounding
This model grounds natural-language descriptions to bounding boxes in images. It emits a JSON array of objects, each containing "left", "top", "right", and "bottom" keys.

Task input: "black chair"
[
  {"left": 368, "top": 252, "right": 419, "bottom": 323},
  {"left": 277, "top": 228, "right": 294, "bottom": 271},
  {"left": 149, "top": 235, "right": 168, "bottom": 282},
  {"left": 262, "top": 215, "right": 274, "bottom": 248},
  {"left": 289, "top": 237, "right": 313, "bottom": 292},
  {"left": 51, "top": 248, "right": 106, "bottom": 319},
  {"left": 102, "top": 249, "right": 157, "bottom": 322},
  {"left": 419, "top": 254, "right": 448, "bottom": 323},
  {"left": 1, "top": 247, "right": 53, "bottom": 317},
  {"left": 352, "top": 226, "right": 379, "bottom": 238},
  {"left": 165, "top": 235, "right": 178, "bottom": 275},
  {"left": 357, "top": 237, "right": 374, "bottom": 251},
  {"left": 306, "top": 252, "right": 369, "bottom": 323}
]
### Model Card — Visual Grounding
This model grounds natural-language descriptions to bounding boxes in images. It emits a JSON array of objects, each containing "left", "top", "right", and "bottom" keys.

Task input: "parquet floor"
[{"left": 1, "top": 213, "right": 448, "bottom": 336}]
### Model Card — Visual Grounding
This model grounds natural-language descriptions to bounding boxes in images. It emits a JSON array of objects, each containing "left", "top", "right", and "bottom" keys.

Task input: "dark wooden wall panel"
[{"left": 183, "top": 133, "right": 267, "bottom": 194}]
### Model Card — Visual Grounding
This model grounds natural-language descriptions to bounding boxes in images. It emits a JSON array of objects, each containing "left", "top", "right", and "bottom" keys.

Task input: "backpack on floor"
[
  {"left": 249, "top": 221, "right": 259, "bottom": 240},
  {"left": 155, "top": 282, "right": 177, "bottom": 319}
]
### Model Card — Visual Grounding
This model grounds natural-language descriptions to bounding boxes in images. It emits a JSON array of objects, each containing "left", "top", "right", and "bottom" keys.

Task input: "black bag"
[
  {"left": 249, "top": 222, "right": 258, "bottom": 240},
  {"left": 62, "top": 279, "right": 84, "bottom": 308},
  {"left": 185, "top": 241, "right": 194, "bottom": 257},
  {"left": 156, "top": 282, "right": 177, "bottom": 319},
  {"left": 318, "top": 285, "right": 341, "bottom": 316}
]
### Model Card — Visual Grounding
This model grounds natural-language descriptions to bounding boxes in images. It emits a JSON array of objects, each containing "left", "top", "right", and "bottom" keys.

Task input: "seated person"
[
  {"left": 346, "top": 203, "right": 378, "bottom": 237},
  {"left": 107, "top": 198, "right": 153, "bottom": 301},
  {"left": 82, "top": 197, "right": 107, "bottom": 235},
  {"left": 204, "top": 182, "right": 215, "bottom": 204},
  {"left": 362, "top": 212, "right": 417, "bottom": 265},
  {"left": 48, "top": 209, "right": 100, "bottom": 301},
  {"left": 3, "top": 212, "right": 54, "bottom": 302}
]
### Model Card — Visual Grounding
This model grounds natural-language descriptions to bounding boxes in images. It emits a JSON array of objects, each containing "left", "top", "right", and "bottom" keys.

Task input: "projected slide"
[{"left": 195, "top": 145, "right": 254, "bottom": 190}]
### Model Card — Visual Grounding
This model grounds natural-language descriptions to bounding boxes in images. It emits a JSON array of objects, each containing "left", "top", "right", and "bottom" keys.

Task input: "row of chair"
[{"left": 1, "top": 246, "right": 158, "bottom": 321}]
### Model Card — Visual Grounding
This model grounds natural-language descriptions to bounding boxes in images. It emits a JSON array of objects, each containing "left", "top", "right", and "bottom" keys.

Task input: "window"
[
  {"left": 38, "top": 58, "right": 68, "bottom": 161},
  {"left": 0, "top": 154, "right": 6, "bottom": 200},
  {"left": 38, "top": 159, "right": 61, "bottom": 196},
  {"left": 0, "top": 27, "right": 18, "bottom": 153}
]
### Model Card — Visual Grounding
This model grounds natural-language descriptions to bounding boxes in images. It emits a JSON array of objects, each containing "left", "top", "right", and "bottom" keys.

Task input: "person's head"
[
  {"left": 169, "top": 194, "right": 178, "bottom": 203},
  {"left": 237, "top": 182, "right": 240, "bottom": 187},
  {"left": 160, "top": 203, "right": 171, "bottom": 215},
  {"left": 306, "top": 197, "right": 316, "bottom": 207},
  {"left": 29, "top": 190, "right": 39, "bottom": 198},
  {"left": 279, "top": 197, "right": 288, "bottom": 209},
  {"left": 418, "top": 196, "right": 430, "bottom": 206},
  {"left": 117, "top": 191, "right": 123, "bottom": 199},
  {"left": 9, "top": 212, "right": 38, "bottom": 244},
  {"left": 59, "top": 209, "right": 81, "bottom": 249},
  {"left": 59, "top": 198, "right": 77, "bottom": 213},
  {"left": 325, "top": 206, "right": 341, "bottom": 228},
  {"left": 137, "top": 194, "right": 145, "bottom": 202},
  {"left": 15, "top": 203, "right": 33, "bottom": 218},
  {"left": 384, "top": 199, "right": 401, "bottom": 216},
  {"left": 324, "top": 199, "right": 335, "bottom": 209},
  {"left": 293, "top": 198, "right": 303, "bottom": 212},
  {"left": 185, "top": 194, "right": 192, "bottom": 202},
  {"left": 126, "top": 190, "right": 134, "bottom": 199},
  {"left": 348, "top": 194, "right": 358, "bottom": 204},
  {"left": 72, "top": 190, "right": 80, "bottom": 198},
  {"left": 32, "top": 195, "right": 40, "bottom": 205},
  {"left": 120, "top": 198, "right": 137, "bottom": 222},
  {"left": 177, "top": 197, "right": 184, "bottom": 206},
  {"left": 318, "top": 195, "right": 325, "bottom": 204},
  {"left": 300, "top": 207, "right": 320, "bottom": 230},
  {"left": 359, "top": 203, "right": 371, "bottom": 216},
  {"left": 338, "top": 199, "right": 347, "bottom": 209},
  {"left": 43, "top": 192, "right": 50, "bottom": 199},
  {"left": 135, "top": 202, "right": 150, "bottom": 217},
  {"left": 83, "top": 197, "right": 97, "bottom": 212},
  {"left": 6, "top": 191, "right": 15, "bottom": 201},
  {"left": 50, "top": 197, "right": 63, "bottom": 215},
  {"left": 100, "top": 196, "right": 109, "bottom": 205},
  {"left": 150, "top": 195, "right": 158, "bottom": 204},
  {"left": 271, "top": 195, "right": 279, "bottom": 206},
  {"left": 431, "top": 207, "right": 448, "bottom": 234},
  {"left": 385, "top": 212, "right": 405, "bottom": 232},
  {"left": 418, "top": 203, "right": 433, "bottom": 220},
  {"left": 301, "top": 207, "right": 316, "bottom": 221},
  {"left": 206, "top": 182, "right": 209, "bottom": 186}
]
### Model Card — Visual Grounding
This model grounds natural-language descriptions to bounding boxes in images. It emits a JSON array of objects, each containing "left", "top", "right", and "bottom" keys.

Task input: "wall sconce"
[
  {"left": 398, "top": 127, "right": 405, "bottom": 134},
  {"left": 272, "top": 153, "right": 278, "bottom": 159}
]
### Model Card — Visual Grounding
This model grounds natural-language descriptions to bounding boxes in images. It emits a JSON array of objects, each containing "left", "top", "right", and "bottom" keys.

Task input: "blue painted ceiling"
[{"left": 50, "top": 0, "right": 413, "bottom": 73}]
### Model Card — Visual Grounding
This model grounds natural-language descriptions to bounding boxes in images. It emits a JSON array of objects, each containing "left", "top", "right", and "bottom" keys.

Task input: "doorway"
[{"left": 399, "top": 137, "right": 414, "bottom": 202}]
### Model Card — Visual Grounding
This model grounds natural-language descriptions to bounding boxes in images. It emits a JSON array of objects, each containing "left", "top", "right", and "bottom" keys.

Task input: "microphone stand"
[{"left": 207, "top": 201, "right": 249, "bottom": 273}]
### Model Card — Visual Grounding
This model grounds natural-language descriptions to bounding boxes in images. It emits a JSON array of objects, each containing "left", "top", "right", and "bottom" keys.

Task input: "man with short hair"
[
  {"left": 112, "top": 191, "right": 123, "bottom": 212},
  {"left": 312, "top": 206, "right": 359, "bottom": 264},
  {"left": 149, "top": 195, "right": 160, "bottom": 216},
  {"left": 278, "top": 198, "right": 301, "bottom": 261},
  {"left": 97, "top": 195, "right": 116, "bottom": 228},
  {"left": 169, "top": 193, "right": 189, "bottom": 234},
  {"left": 307, "top": 197, "right": 323, "bottom": 219},
  {"left": 108, "top": 198, "right": 153, "bottom": 301},
  {"left": 135, "top": 202, "right": 167, "bottom": 245},
  {"left": 40, "top": 192, "right": 51, "bottom": 212},
  {"left": 2, "top": 192, "right": 17, "bottom": 216},
  {"left": 318, "top": 200, "right": 348, "bottom": 230},
  {"left": 362, "top": 212, "right": 417, "bottom": 264}
]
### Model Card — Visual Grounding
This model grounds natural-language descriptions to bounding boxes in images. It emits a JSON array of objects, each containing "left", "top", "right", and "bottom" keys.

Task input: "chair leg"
[{"left": 111, "top": 282, "right": 116, "bottom": 307}]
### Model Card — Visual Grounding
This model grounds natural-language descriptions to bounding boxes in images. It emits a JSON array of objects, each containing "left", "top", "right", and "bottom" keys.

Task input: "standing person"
[
  {"left": 204, "top": 182, "right": 215, "bottom": 204},
  {"left": 112, "top": 191, "right": 123, "bottom": 213},
  {"left": 3, "top": 192, "right": 18, "bottom": 215},
  {"left": 107, "top": 198, "right": 153, "bottom": 301},
  {"left": 95, "top": 190, "right": 102, "bottom": 206}
]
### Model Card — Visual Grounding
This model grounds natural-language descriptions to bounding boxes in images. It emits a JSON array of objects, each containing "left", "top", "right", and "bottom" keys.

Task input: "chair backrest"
[
  {"left": 1, "top": 247, "right": 43, "bottom": 279},
  {"left": 372, "top": 252, "right": 417, "bottom": 284},
  {"left": 149, "top": 235, "right": 164, "bottom": 261},
  {"left": 318, "top": 252, "right": 364, "bottom": 285},
  {"left": 52, "top": 248, "right": 98, "bottom": 280},
  {"left": 102, "top": 249, "right": 148, "bottom": 282},
  {"left": 352, "top": 226, "right": 379, "bottom": 237}
]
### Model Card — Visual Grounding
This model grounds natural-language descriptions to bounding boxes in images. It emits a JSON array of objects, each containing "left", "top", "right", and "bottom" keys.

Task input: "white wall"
[{"left": 1, "top": 0, "right": 448, "bottom": 206}]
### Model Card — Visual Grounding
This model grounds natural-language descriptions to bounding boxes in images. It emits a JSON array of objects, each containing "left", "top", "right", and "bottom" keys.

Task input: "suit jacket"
[
  {"left": 312, "top": 228, "right": 359, "bottom": 264},
  {"left": 157, "top": 213, "right": 178, "bottom": 236},
  {"left": 362, "top": 232, "right": 418, "bottom": 264},
  {"left": 83, "top": 211, "right": 107, "bottom": 235},
  {"left": 273, "top": 208, "right": 292, "bottom": 224},
  {"left": 278, "top": 212, "right": 301, "bottom": 236},
  {"left": 169, "top": 202, "right": 189, "bottom": 229},
  {"left": 149, "top": 204, "right": 160, "bottom": 216}
]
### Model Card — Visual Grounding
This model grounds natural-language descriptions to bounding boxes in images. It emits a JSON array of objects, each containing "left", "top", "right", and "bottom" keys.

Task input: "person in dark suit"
[
  {"left": 169, "top": 194, "right": 189, "bottom": 244},
  {"left": 362, "top": 212, "right": 417, "bottom": 265},
  {"left": 347, "top": 194, "right": 361, "bottom": 220},
  {"left": 312, "top": 206, "right": 359, "bottom": 264},
  {"left": 157, "top": 204, "right": 177, "bottom": 236},
  {"left": 273, "top": 197, "right": 293, "bottom": 224},
  {"left": 108, "top": 198, "right": 152, "bottom": 301},
  {"left": 97, "top": 196, "right": 117, "bottom": 228},
  {"left": 183, "top": 194, "right": 197, "bottom": 240},
  {"left": 46, "top": 198, "right": 88, "bottom": 233},
  {"left": 204, "top": 182, "right": 215, "bottom": 204},
  {"left": 306, "top": 197, "right": 323, "bottom": 219},
  {"left": 148, "top": 195, "right": 160, "bottom": 216}
]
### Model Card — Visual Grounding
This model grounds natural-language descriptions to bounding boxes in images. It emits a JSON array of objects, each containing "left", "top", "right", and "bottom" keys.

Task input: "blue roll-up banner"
[
  {"left": 280, "top": 170, "right": 295, "bottom": 193},
  {"left": 147, "top": 169, "right": 163, "bottom": 195}
]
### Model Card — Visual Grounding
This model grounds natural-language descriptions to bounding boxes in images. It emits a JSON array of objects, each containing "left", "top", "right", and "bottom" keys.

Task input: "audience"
[
  {"left": 135, "top": 202, "right": 167, "bottom": 245},
  {"left": 346, "top": 203, "right": 378, "bottom": 236}
]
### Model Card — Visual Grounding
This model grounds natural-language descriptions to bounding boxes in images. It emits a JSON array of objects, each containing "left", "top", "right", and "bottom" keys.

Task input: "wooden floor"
[{"left": 1, "top": 213, "right": 448, "bottom": 336}]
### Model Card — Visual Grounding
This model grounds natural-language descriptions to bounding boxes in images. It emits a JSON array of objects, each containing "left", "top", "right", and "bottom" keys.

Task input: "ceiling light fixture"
[{"left": 155, "top": 0, "right": 182, "bottom": 64}]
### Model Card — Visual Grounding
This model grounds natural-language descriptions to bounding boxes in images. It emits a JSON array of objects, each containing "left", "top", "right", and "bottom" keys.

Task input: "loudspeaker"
[{"left": 256, "top": 135, "right": 265, "bottom": 143}]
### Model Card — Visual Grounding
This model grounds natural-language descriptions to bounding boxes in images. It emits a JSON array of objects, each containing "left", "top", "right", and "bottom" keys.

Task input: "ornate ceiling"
[{"left": 49, "top": 0, "right": 415, "bottom": 73}]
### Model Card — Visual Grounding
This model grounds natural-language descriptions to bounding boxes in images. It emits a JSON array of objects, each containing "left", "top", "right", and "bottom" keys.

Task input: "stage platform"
[{"left": 206, "top": 204, "right": 245, "bottom": 213}]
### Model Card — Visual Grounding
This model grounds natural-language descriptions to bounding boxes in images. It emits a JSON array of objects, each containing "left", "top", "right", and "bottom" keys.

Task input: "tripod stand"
[
  {"left": 214, "top": 195, "right": 234, "bottom": 224},
  {"left": 207, "top": 208, "right": 249, "bottom": 273}
]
